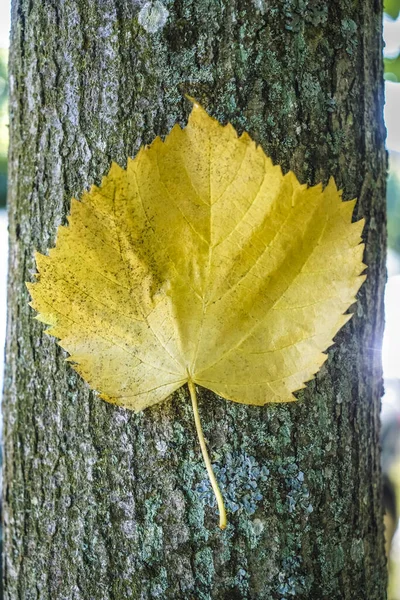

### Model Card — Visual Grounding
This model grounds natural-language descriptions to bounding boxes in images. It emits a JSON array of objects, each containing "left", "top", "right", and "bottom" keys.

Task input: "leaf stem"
[{"left": 188, "top": 380, "right": 227, "bottom": 530}]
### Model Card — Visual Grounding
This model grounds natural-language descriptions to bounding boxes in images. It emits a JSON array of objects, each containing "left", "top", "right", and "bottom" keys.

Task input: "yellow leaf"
[{"left": 28, "top": 101, "right": 366, "bottom": 529}]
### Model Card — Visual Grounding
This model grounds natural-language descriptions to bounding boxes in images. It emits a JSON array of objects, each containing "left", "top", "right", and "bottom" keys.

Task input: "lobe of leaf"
[{"left": 27, "top": 101, "right": 366, "bottom": 528}]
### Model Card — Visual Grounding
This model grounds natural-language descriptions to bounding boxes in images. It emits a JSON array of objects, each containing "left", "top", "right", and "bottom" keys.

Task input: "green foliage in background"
[
  {"left": 387, "top": 151, "right": 400, "bottom": 254},
  {"left": 385, "top": 55, "right": 400, "bottom": 82},
  {"left": 385, "top": 0, "right": 400, "bottom": 20},
  {"left": 0, "top": 48, "right": 8, "bottom": 208},
  {"left": 384, "top": 0, "right": 400, "bottom": 82}
]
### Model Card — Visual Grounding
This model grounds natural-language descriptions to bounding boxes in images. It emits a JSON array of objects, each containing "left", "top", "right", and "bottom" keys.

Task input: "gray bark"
[{"left": 3, "top": 0, "right": 387, "bottom": 599}]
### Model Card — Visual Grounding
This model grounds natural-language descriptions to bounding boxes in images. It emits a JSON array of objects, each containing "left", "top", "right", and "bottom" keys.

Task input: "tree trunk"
[{"left": 3, "top": 1, "right": 387, "bottom": 598}]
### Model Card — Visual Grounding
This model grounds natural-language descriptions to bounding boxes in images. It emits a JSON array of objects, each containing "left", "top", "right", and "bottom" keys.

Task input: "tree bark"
[{"left": 3, "top": 1, "right": 387, "bottom": 598}]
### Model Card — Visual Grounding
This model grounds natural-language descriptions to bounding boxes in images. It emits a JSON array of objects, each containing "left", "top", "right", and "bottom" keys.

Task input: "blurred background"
[{"left": 0, "top": 1, "right": 399, "bottom": 597}]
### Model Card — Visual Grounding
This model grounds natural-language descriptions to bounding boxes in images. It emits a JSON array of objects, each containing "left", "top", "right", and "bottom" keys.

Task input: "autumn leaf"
[{"left": 28, "top": 101, "right": 366, "bottom": 529}]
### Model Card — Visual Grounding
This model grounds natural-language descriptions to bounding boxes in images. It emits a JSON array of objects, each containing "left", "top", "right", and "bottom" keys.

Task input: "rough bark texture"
[{"left": 3, "top": 0, "right": 387, "bottom": 598}]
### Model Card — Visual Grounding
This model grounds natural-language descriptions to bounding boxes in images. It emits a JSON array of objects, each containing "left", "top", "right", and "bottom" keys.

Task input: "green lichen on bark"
[{"left": 4, "top": 0, "right": 387, "bottom": 598}]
